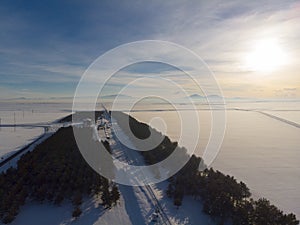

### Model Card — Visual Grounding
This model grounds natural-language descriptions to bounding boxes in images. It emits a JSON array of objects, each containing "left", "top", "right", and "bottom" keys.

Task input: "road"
[
  {"left": 0, "top": 133, "right": 48, "bottom": 168},
  {"left": 0, "top": 121, "right": 73, "bottom": 131},
  {"left": 234, "top": 108, "right": 300, "bottom": 129},
  {"left": 0, "top": 121, "right": 73, "bottom": 168},
  {"left": 256, "top": 111, "right": 300, "bottom": 129},
  {"left": 110, "top": 123, "right": 172, "bottom": 225},
  {"left": 99, "top": 107, "right": 172, "bottom": 225}
]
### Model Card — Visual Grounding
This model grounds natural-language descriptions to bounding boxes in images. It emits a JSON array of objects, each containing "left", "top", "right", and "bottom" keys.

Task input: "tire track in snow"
[
  {"left": 233, "top": 108, "right": 300, "bottom": 129},
  {"left": 256, "top": 111, "right": 300, "bottom": 129}
]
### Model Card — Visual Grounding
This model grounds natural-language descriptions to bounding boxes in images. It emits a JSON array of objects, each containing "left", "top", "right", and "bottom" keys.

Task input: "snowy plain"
[
  {"left": 0, "top": 102, "right": 70, "bottom": 160},
  {"left": 1, "top": 100, "right": 299, "bottom": 224},
  {"left": 8, "top": 195, "right": 131, "bottom": 225},
  {"left": 0, "top": 102, "right": 134, "bottom": 225},
  {"left": 0, "top": 127, "right": 43, "bottom": 159},
  {"left": 1, "top": 101, "right": 217, "bottom": 225},
  {"left": 131, "top": 101, "right": 300, "bottom": 219}
]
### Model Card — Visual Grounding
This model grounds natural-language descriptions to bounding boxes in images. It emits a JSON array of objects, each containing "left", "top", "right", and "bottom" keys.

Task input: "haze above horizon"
[{"left": 0, "top": 0, "right": 299, "bottom": 100}]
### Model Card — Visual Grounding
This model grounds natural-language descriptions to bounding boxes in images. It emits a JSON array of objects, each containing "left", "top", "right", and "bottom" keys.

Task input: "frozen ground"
[
  {"left": 109, "top": 118, "right": 216, "bottom": 225},
  {"left": 0, "top": 103, "right": 130, "bottom": 225},
  {"left": 131, "top": 103, "right": 300, "bottom": 219},
  {"left": 6, "top": 195, "right": 131, "bottom": 225},
  {"left": 261, "top": 111, "right": 300, "bottom": 124},
  {"left": 211, "top": 111, "right": 300, "bottom": 218},
  {"left": 0, "top": 109, "right": 68, "bottom": 124},
  {"left": 0, "top": 127, "right": 43, "bottom": 159},
  {"left": 0, "top": 132, "right": 54, "bottom": 173},
  {"left": 0, "top": 102, "right": 70, "bottom": 161},
  {"left": 154, "top": 183, "right": 218, "bottom": 225},
  {"left": 1, "top": 100, "right": 299, "bottom": 223},
  {"left": 1, "top": 111, "right": 216, "bottom": 225}
]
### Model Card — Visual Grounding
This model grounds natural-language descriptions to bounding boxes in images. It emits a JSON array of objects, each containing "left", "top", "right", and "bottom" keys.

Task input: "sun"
[{"left": 244, "top": 38, "right": 288, "bottom": 73}]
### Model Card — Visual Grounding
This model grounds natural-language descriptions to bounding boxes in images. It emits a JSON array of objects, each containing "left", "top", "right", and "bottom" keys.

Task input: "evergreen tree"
[
  {"left": 72, "top": 206, "right": 82, "bottom": 218},
  {"left": 101, "top": 179, "right": 111, "bottom": 208},
  {"left": 110, "top": 184, "right": 120, "bottom": 205}
]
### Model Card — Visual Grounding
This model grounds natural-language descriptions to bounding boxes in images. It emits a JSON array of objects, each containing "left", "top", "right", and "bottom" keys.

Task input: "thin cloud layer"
[{"left": 0, "top": 0, "right": 299, "bottom": 99}]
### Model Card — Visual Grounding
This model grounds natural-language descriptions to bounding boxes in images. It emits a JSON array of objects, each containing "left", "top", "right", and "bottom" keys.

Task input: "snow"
[
  {"left": 0, "top": 102, "right": 70, "bottom": 161},
  {"left": 0, "top": 110, "right": 68, "bottom": 125},
  {"left": 1, "top": 100, "right": 299, "bottom": 224},
  {"left": 153, "top": 182, "right": 216, "bottom": 225},
  {"left": 0, "top": 127, "right": 43, "bottom": 159},
  {"left": 131, "top": 104, "right": 300, "bottom": 219},
  {"left": 108, "top": 121, "right": 163, "bottom": 224},
  {"left": 211, "top": 110, "right": 300, "bottom": 218},
  {"left": 109, "top": 117, "right": 217, "bottom": 225},
  {"left": 0, "top": 132, "right": 53, "bottom": 173},
  {"left": 0, "top": 102, "right": 134, "bottom": 225},
  {"left": 262, "top": 111, "right": 300, "bottom": 125},
  {"left": 6, "top": 195, "right": 131, "bottom": 225},
  {"left": 117, "top": 184, "right": 153, "bottom": 225}
]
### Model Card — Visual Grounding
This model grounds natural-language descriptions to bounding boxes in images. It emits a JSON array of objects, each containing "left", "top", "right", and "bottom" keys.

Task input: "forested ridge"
[
  {"left": 114, "top": 111, "right": 299, "bottom": 225},
  {"left": 0, "top": 127, "right": 119, "bottom": 224}
]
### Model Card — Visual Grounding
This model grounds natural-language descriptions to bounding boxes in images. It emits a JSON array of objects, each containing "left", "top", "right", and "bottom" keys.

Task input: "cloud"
[
  {"left": 284, "top": 88, "right": 297, "bottom": 91},
  {"left": 274, "top": 87, "right": 298, "bottom": 98},
  {"left": 0, "top": 0, "right": 300, "bottom": 99}
]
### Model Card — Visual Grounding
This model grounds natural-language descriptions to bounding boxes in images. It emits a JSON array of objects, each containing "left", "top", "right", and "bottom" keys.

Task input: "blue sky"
[{"left": 0, "top": 0, "right": 299, "bottom": 99}]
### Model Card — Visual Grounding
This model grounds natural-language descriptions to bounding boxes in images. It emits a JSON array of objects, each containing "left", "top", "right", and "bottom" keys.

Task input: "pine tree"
[
  {"left": 101, "top": 179, "right": 111, "bottom": 208},
  {"left": 72, "top": 206, "right": 82, "bottom": 218},
  {"left": 110, "top": 185, "right": 120, "bottom": 205},
  {"left": 72, "top": 192, "right": 82, "bottom": 206},
  {"left": 174, "top": 198, "right": 182, "bottom": 209}
]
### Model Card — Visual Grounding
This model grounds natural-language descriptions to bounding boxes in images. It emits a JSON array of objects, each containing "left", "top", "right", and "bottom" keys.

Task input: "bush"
[{"left": 72, "top": 207, "right": 82, "bottom": 218}]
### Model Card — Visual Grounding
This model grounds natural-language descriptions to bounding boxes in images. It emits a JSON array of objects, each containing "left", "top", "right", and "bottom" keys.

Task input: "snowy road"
[
  {"left": 234, "top": 108, "right": 300, "bottom": 129},
  {"left": 257, "top": 111, "right": 300, "bottom": 129},
  {"left": 107, "top": 117, "right": 172, "bottom": 225},
  {"left": 0, "top": 121, "right": 73, "bottom": 170}
]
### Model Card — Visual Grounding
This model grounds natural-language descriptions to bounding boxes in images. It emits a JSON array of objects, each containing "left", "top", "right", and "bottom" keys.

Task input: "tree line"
[
  {"left": 167, "top": 155, "right": 298, "bottom": 225},
  {"left": 114, "top": 111, "right": 299, "bottom": 225},
  {"left": 0, "top": 126, "right": 119, "bottom": 224}
]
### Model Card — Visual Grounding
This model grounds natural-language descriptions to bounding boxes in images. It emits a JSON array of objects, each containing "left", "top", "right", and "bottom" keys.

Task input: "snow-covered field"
[
  {"left": 131, "top": 102, "right": 300, "bottom": 219},
  {"left": 0, "top": 102, "right": 70, "bottom": 124},
  {"left": 261, "top": 111, "right": 300, "bottom": 124},
  {"left": 0, "top": 127, "right": 43, "bottom": 159},
  {"left": 1, "top": 105, "right": 216, "bottom": 225},
  {"left": 1, "top": 100, "right": 299, "bottom": 224},
  {"left": 8, "top": 195, "right": 131, "bottom": 225},
  {"left": 0, "top": 102, "right": 70, "bottom": 160},
  {"left": 153, "top": 182, "right": 216, "bottom": 225}
]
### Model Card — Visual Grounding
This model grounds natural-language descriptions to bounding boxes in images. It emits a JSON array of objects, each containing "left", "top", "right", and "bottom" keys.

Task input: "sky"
[{"left": 0, "top": 0, "right": 299, "bottom": 100}]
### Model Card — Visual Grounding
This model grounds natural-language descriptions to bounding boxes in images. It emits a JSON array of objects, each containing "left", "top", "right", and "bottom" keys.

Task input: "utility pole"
[{"left": 14, "top": 112, "right": 16, "bottom": 132}]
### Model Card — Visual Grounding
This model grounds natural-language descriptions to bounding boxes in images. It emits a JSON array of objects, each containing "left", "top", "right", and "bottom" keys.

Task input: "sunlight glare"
[{"left": 245, "top": 38, "right": 288, "bottom": 73}]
